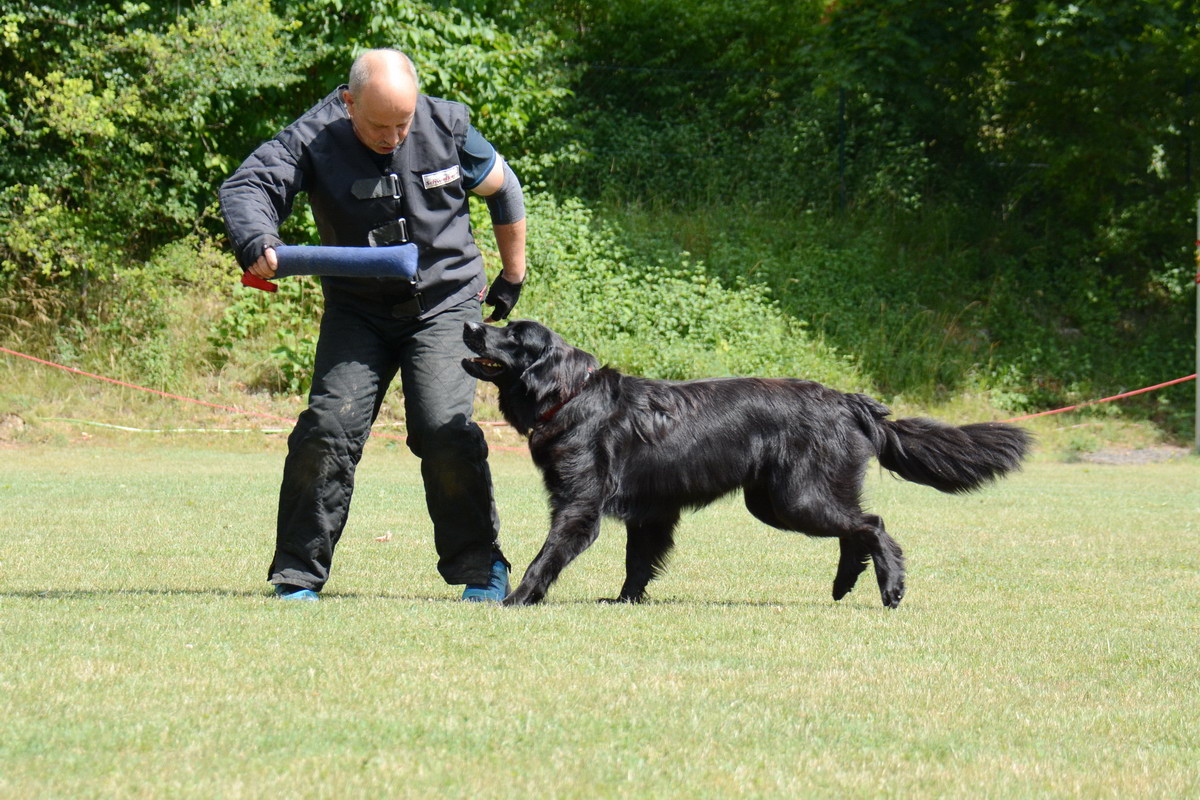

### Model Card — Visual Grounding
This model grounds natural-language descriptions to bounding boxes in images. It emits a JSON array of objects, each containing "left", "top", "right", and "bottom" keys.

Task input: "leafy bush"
[
  {"left": 601, "top": 197, "right": 1194, "bottom": 427},
  {"left": 275, "top": 0, "right": 571, "bottom": 170},
  {"left": 481, "top": 194, "right": 865, "bottom": 387},
  {"left": 205, "top": 192, "right": 865, "bottom": 398},
  {"left": 1, "top": 233, "right": 231, "bottom": 390},
  {"left": 0, "top": 1, "right": 307, "bottom": 283},
  {"left": 209, "top": 273, "right": 324, "bottom": 397},
  {"left": 0, "top": 0, "right": 1193, "bottom": 440}
]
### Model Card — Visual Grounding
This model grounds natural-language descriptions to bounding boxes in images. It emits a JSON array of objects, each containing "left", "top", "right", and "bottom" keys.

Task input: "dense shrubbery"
[
  {"left": 613, "top": 200, "right": 1193, "bottom": 416},
  {"left": 488, "top": 195, "right": 864, "bottom": 387},
  {"left": 211, "top": 193, "right": 865, "bottom": 395},
  {"left": 1, "top": 1, "right": 304, "bottom": 266},
  {"left": 1, "top": 1, "right": 1195, "bottom": 435},
  {"left": 526, "top": 0, "right": 1196, "bottom": 428}
]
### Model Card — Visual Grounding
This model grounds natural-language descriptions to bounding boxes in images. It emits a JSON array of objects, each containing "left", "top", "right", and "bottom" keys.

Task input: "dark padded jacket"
[{"left": 219, "top": 87, "right": 493, "bottom": 317}]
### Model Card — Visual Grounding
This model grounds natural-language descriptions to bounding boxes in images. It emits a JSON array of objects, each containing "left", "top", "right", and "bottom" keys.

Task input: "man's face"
[{"left": 344, "top": 83, "right": 417, "bottom": 155}]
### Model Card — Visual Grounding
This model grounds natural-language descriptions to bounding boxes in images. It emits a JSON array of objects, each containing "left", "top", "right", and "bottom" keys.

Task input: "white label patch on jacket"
[{"left": 421, "top": 165, "right": 461, "bottom": 190}]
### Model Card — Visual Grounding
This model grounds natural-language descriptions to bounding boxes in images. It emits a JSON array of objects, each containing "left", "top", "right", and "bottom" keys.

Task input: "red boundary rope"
[
  {"left": 2, "top": 346, "right": 293, "bottom": 422},
  {"left": 1001, "top": 374, "right": 1196, "bottom": 423},
  {"left": 3, "top": 344, "right": 1194, "bottom": 435}
]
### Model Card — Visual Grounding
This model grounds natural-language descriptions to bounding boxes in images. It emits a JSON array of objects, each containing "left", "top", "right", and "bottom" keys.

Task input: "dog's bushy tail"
[{"left": 845, "top": 393, "right": 1031, "bottom": 494}]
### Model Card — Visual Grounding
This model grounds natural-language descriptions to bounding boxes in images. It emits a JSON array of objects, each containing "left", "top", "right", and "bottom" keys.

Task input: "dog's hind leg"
[
  {"left": 752, "top": 474, "right": 907, "bottom": 608},
  {"left": 863, "top": 515, "right": 905, "bottom": 608},
  {"left": 604, "top": 513, "right": 680, "bottom": 603},
  {"left": 832, "top": 536, "right": 871, "bottom": 601},
  {"left": 843, "top": 516, "right": 905, "bottom": 608},
  {"left": 504, "top": 501, "right": 601, "bottom": 606}
]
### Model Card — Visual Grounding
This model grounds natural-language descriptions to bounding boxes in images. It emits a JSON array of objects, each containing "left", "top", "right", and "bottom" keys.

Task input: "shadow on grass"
[
  {"left": 0, "top": 588, "right": 268, "bottom": 600},
  {"left": 0, "top": 587, "right": 877, "bottom": 610}
]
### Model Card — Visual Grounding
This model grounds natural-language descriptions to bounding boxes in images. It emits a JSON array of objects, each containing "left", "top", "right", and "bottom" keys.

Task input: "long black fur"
[{"left": 463, "top": 320, "right": 1031, "bottom": 608}]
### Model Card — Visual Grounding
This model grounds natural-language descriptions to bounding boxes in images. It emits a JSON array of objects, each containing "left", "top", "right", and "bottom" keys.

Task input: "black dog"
[{"left": 463, "top": 320, "right": 1030, "bottom": 608}]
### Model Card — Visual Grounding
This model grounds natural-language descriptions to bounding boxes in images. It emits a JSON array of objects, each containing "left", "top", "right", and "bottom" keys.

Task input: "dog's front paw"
[
  {"left": 598, "top": 595, "right": 644, "bottom": 605},
  {"left": 502, "top": 585, "right": 543, "bottom": 606}
]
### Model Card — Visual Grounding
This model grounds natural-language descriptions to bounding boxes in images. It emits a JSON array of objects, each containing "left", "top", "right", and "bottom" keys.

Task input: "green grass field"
[{"left": 2, "top": 439, "right": 1197, "bottom": 798}]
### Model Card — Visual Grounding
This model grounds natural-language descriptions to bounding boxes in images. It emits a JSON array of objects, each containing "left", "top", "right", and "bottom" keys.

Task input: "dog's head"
[{"left": 463, "top": 319, "right": 599, "bottom": 433}]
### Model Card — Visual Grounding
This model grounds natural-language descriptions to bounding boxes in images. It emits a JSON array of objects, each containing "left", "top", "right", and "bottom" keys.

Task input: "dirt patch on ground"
[
  {"left": 1079, "top": 446, "right": 1193, "bottom": 465},
  {"left": 0, "top": 413, "right": 26, "bottom": 441}
]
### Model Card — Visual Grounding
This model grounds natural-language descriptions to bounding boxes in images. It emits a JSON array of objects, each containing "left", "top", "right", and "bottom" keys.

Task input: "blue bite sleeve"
[{"left": 274, "top": 244, "right": 418, "bottom": 280}]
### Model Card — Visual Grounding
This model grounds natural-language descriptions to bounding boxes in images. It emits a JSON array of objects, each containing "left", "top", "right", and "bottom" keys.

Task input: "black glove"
[{"left": 484, "top": 274, "right": 523, "bottom": 321}]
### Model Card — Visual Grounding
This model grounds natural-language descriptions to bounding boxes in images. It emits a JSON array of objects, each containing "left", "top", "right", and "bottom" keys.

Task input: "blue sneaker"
[
  {"left": 274, "top": 584, "right": 320, "bottom": 602},
  {"left": 462, "top": 560, "right": 510, "bottom": 603}
]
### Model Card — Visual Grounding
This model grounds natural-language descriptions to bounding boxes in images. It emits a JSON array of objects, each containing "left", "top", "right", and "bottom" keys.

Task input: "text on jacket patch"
[{"left": 422, "top": 165, "right": 461, "bottom": 190}]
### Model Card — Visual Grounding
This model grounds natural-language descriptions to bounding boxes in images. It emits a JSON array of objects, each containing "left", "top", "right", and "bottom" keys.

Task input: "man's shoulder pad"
[
  {"left": 276, "top": 87, "right": 348, "bottom": 153},
  {"left": 419, "top": 94, "right": 471, "bottom": 126}
]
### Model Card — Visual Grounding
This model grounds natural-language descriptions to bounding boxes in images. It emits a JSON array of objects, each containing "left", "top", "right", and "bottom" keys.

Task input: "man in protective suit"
[{"left": 220, "top": 48, "right": 526, "bottom": 602}]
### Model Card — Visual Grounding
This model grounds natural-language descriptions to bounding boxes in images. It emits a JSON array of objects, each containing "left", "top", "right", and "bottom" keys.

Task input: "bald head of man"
[{"left": 342, "top": 49, "right": 420, "bottom": 155}]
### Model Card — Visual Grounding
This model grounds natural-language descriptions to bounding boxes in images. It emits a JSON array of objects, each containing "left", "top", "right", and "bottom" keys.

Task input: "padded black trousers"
[{"left": 268, "top": 295, "right": 504, "bottom": 591}]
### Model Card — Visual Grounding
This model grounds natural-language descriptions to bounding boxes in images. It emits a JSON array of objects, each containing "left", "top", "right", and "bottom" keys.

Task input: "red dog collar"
[{"left": 538, "top": 368, "right": 595, "bottom": 424}]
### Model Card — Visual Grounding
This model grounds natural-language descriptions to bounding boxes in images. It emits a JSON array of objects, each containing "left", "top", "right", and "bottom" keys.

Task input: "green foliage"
[
  {"left": 608, "top": 202, "right": 989, "bottom": 397},
  {"left": 0, "top": 0, "right": 308, "bottom": 282},
  {"left": 486, "top": 194, "right": 864, "bottom": 386},
  {"left": 985, "top": 1, "right": 1197, "bottom": 225},
  {"left": 0, "top": 0, "right": 1194, "bottom": 436},
  {"left": 207, "top": 192, "right": 865, "bottom": 395},
  {"left": 527, "top": 0, "right": 828, "bottom": 201},
  {"left": 520, "top": 0, "right": 1195, "bottom": 430},
  {"left": 605, "top": 196, "right": 1194, "bottom": 432},
  {"left": 209, "top": 274, "right": 324, "bottom": 396},
  {"left": 274, "top": 0, "right": 571, "bottom": 166},
  {"left": 0, "top": 185, "right": 117, "bottom": 282},
  {"left": 1, "top": 232, "right": 232, "bottom": 390}
]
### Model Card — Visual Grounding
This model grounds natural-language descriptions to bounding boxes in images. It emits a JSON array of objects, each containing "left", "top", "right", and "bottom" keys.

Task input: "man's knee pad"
[{"left": 408, "top": 418, "right": 488, "bottom": 463}]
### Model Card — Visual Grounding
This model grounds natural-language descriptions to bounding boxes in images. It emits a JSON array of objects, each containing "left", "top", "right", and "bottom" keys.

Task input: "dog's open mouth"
[{"left": 468, "top": 357, "right": 505, "bottom": 378}]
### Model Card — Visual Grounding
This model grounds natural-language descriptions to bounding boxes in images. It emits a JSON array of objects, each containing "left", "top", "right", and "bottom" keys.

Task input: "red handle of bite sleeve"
[{"left": 240, "top": 271, "right": 278, "bottom": 293}]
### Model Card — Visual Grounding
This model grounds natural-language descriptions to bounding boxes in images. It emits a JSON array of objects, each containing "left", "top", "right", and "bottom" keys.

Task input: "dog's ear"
[
  {"left": 555, "top": 345, "right": 600, "bottom": 394},
  {"left": 521, "top": 334, "right": 599, "bottom": 404}
]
